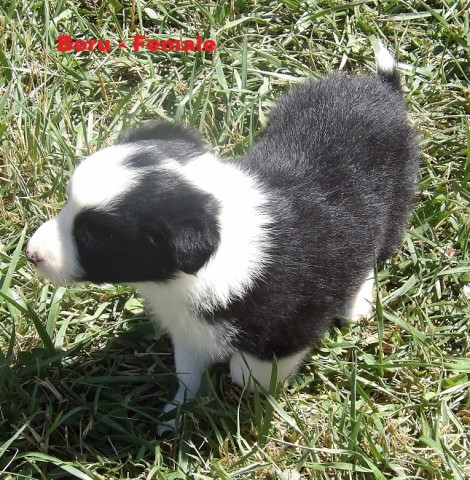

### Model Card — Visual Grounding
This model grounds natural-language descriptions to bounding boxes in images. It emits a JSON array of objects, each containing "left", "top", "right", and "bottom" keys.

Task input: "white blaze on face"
[
  {"left": 26, "top": 145, "right": 140, "bottom": 285},
  {"left": 67, "top": 145, "right": 139, "bottom": 209}
]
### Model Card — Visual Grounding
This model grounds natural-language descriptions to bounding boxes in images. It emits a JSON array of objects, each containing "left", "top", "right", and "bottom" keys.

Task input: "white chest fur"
[{"left": 135, "top": 279, "right": 237, "bottom": 361}]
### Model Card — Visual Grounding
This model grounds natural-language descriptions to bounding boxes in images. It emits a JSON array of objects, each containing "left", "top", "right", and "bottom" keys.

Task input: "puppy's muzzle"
[{"left": 25, "top": 245, "right": 43, "bottom": 266}]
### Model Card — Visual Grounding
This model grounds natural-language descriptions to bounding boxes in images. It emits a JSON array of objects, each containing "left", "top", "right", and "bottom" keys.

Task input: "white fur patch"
[
  {"left": 135, "top": 281, "right": 238, "bottom": 362},
  {"left": 67, "top": 145, "right": 140, "bottom": 209},
  {"left": 349, "top": 269, "right": 375, "bottom": 321},
  {"left": 157, "top": 153, "right": 274, "bottom": 312}
]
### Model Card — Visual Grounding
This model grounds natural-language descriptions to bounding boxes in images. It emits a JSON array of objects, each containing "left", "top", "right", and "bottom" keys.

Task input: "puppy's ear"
[
  {"left": 151, "top": 194, "right": 221, "bottom": 275},
  {"left": 166, "top": 214, "right": 220, "bottom": 274}
]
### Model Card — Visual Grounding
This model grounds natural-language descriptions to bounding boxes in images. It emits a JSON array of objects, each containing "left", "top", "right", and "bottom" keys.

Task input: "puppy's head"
[{"left": 26, "top": 122, "right": 221, "bottom": 285}]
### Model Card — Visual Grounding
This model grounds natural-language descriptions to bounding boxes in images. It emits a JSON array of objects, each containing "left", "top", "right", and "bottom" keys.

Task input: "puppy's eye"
[{"left": 76, "top": 229, "right": 105, "bottom": 247}]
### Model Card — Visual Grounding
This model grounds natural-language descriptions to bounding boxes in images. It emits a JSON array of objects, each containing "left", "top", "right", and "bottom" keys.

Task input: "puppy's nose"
[{"left": 25, "top": 245, "right": 43, "bottom": 266}]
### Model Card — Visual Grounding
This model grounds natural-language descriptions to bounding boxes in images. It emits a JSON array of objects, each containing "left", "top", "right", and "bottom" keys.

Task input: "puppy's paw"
[
  {"left": 350, "top": 295, "right": 373, "bottom": 321},
  {"left": 157, "top": 401, "right": 183, "bottom": 437},
  {"left": 157, "top": 417, "right": 177, "bottom": 437}
]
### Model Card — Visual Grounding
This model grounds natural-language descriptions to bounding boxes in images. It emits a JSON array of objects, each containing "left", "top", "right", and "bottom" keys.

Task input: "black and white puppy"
[{"left": 26, "top": 44, "right": 419, "bottom": 433}]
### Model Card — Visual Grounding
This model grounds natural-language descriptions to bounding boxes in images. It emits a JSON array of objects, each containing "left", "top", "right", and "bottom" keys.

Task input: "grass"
[{"left": 0, "top": 0, "right": 469, "bottom": 478}]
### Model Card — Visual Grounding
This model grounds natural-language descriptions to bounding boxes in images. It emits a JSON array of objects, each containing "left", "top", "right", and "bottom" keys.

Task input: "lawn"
[{"left": 0, "top": 0, "right": 469, "bottom": 478}]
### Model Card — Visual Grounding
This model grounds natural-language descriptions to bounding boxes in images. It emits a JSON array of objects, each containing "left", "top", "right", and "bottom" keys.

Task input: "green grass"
[{"left": 1, "top": 0, "right": 469, "bottom": 478}]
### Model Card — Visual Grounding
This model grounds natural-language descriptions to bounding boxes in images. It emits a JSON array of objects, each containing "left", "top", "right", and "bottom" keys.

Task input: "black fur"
[
  {"left": 117, "top": 120, "right": 206, "bottom": 165},
  {"left": 378, "top": 63, "right": 402, "bottom": 91}
]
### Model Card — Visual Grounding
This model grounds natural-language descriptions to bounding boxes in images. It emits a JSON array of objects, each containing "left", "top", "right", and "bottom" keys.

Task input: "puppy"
[{"left": 26, "top": 44, "right": 420, "bottom": 434}]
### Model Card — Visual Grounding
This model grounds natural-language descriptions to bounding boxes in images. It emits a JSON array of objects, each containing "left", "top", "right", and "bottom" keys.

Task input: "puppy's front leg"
[{"left": 157, "top": 341, "right": 215, "bottom": 436}]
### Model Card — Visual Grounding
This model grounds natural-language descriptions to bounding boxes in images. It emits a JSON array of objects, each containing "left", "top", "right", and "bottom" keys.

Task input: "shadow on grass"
[{"left": 1, "top": 315, "right": 289, "bottom": 476}]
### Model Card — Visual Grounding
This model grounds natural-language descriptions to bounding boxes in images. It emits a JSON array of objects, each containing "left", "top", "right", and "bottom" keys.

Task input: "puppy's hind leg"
[
  {"left": 229, "top": 349, "right": 309, "bottom": 391},
  {"left": 349, "top": 269, "right": 375, "bottom": 321}
]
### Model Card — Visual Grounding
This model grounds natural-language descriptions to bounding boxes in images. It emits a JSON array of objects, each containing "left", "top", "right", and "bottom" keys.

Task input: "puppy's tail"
[{"left": 376, "top": 41, "right": 401, "bottom": 91}]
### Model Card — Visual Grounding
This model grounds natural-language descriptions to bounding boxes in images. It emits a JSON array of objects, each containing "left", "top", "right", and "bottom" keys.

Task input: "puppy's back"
[
  {"left": 225, "top": 57, "right": 420, "bottom": 358},
  {"left": 241, "top": 62, "right": 420, "bottom": 260},
  {"left": 243, "top": 73, "right": 418, "bottom": 191}
]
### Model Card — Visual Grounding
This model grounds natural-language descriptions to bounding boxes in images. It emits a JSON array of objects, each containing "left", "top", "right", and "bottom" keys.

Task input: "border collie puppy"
[{"left": 26, "top": 44, "right": 419, "bottom": 434}]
